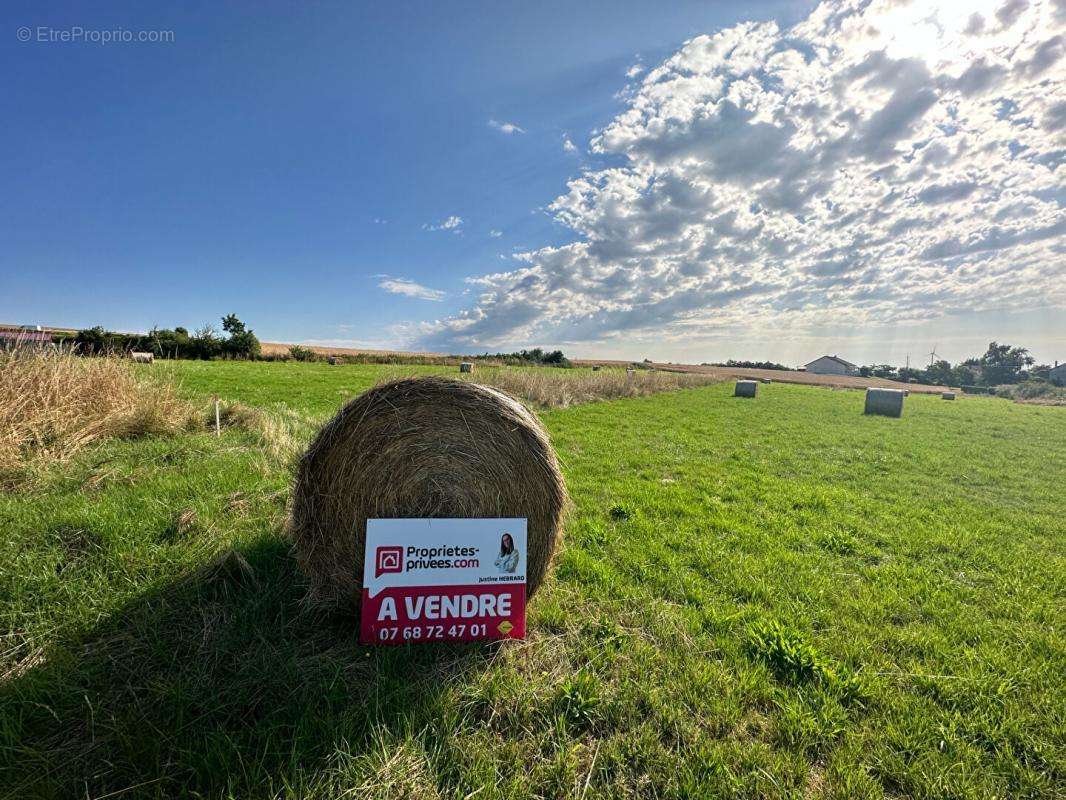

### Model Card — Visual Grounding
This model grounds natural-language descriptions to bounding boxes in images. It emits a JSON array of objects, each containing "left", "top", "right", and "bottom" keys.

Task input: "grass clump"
[
  {"left": 747, "top": 619, "right": 864, "bottom": 704},
  {"left": 0, "top": 348, "right": 196, "bottom": 484},
  {"left": 555, "top": 670, "right": 601, "bottom": 727}
]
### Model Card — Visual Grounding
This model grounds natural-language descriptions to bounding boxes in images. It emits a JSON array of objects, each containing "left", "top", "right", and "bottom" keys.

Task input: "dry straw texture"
[
  {"left": 0, "top": 347, "right": 194, "bottom": 484},
  {"left": 290, "top": 376, "right": 568, "bottom": 609},
  {"left": 453, "top": 367, "right": 722, "bottom": 409}
]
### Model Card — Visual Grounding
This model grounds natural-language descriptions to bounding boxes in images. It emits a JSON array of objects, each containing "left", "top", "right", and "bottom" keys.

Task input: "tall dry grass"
[
  {"left": 455, "top": 367, "right": 723, "bottom": 409},
  {"left": 215, "top": 400, "right": 318, "bottom": 464},
  {"left": 0, "top": 347, "right": 196, "bottom": 484}
]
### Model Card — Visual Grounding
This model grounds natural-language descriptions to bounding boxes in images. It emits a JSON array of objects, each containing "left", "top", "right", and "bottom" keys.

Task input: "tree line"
[
  {"left": 858, "top": 342, "right": 1051, "bottom": 388},
  {"left": 68, "top": 315, "right": 261, "bottom": 360}
]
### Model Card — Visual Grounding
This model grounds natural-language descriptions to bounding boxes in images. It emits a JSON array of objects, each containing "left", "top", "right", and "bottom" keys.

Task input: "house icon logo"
[{"left": 374, "top": 546, "right": 403, "bottom": 578}]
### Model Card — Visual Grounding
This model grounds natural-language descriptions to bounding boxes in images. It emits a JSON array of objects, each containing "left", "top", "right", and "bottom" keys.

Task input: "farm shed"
[{"left": 804, "top": 355, "right": 858, "bottom": 376}]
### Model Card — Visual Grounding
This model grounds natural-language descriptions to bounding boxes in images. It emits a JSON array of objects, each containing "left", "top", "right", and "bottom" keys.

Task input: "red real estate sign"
[{"left": 360, "top": 518, "right": 527, "bottom": 645}]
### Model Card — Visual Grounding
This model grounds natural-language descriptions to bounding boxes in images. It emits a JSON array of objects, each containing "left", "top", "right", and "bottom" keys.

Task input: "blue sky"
[{"left": 2, "top": 0, "right": 1064, "bottom": 365}]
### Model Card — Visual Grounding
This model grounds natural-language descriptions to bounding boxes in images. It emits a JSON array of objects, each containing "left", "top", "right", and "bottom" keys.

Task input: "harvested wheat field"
[{"left": 1, "top": 359, "right": 1063, "bottom": 799}]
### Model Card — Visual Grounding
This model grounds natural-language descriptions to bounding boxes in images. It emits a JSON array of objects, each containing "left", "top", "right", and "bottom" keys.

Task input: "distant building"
[
  {"left": 0, "top": 324, "right": 52, "bottom": 348},
  {"left": 804, "top": 355, "right": 858, "bottom": 376},
  {"left": 1050, "top": 362, "right": 1066, "bottom": 386}
]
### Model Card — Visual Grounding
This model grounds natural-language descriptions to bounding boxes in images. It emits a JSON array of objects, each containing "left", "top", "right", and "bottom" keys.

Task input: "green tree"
[
  {"left": 221, "top": 314, "right": 246, "bottom": 335},
  {"left": 74, "top": 326, "right": 108, "bottom": 355},
  {"left": 975, "top": 341, "right": 1034, "bottom": 385},
  {"left": 225, "top": 329, "right": 261, "bottom": 360},
  {"left": 923, "top": 359, "right": 955, "bottom": 386},
  {"left": 219, "top": 315, "right": 260, "bottom": 359},
  {"left": 189, "top": 325, "right": 223, "bottom": 360}
]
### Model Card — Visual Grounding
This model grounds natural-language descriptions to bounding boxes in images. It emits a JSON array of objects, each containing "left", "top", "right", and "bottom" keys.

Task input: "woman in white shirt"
[{"left": 494, "top": 533, "right": 519, "bottom": 573}]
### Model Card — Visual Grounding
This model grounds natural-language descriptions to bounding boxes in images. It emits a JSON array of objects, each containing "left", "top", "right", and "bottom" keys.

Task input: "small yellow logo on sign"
[{"left": 497, "top": 620, "right": 514, "bottom": 635}]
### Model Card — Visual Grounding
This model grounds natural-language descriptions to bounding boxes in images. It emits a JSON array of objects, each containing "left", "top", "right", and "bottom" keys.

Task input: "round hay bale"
[
  {"left": 459, "top": 361, "right": 474, "bottom": 373},
  {"left": 864, "top": 387, "right": 904, "bottom": 417},
  {"left": 734, "top": 380, "right": 757, "bottom": 398},
  {"left": 290, "top": 376, "right": 568, "bottom": 609}
]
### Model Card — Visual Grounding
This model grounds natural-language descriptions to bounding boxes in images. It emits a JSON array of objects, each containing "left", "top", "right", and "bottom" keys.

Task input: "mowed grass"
[{"left": 1, "top": 361, "right": 1063, "bottom": 799}]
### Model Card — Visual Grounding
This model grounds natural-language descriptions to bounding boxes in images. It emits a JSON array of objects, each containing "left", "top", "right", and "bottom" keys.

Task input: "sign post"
[{"left": 360, "top": 518, "right": 527, "bottom": 645}]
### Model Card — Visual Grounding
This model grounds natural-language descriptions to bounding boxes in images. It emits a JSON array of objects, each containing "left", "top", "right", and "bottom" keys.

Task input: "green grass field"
[{"left": 2, "top": 362, "right": 1064, "bottom": 799}]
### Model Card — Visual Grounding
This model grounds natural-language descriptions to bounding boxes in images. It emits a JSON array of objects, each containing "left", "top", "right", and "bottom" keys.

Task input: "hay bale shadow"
[{"left": 0, "top": 538, "right": 496, "bottom": 798}]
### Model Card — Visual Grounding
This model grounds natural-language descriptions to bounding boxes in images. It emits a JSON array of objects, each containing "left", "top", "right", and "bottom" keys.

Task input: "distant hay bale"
[
  {"left": 130, "top": 351, "right": 154, "bottom": 364},
  {"left": 289, "top": 376, "right": 568, "bottom": 609},
  {"left": 735, "top": 380, "right": 757, "bottom": 398},
  {"left": 327, "top": 355, "right": 340, "bottom": 366},
  {"left": 761, "top": 378, "right": 772, "bottom": 384},
  {"left": 592, "top": 365, "right": 601, "bottom": 372},
  {"left": 865, "top": 387, "right": 904, "bottom": 417},
  {"left": 459, "top": 361, "right": 473, "bottom": 373},
  {"left": 942, "top": 391, "right": 956, "bottom": 400}
]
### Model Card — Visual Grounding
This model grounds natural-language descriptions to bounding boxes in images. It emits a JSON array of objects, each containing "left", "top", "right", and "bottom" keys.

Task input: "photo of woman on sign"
[{"left": 494, "top": 533, "right": 519, "bottom": 573}]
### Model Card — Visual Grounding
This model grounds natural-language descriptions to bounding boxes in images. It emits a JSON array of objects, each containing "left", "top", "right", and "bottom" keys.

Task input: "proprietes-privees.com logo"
[{"left": 374, "top": 545, "right": 480, "bottom": 578}]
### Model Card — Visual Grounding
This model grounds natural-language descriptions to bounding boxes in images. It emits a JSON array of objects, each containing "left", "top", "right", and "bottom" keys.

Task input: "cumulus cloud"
[
  {"left": 489, "top": 229, "right": 503, "bottom": 237},
  {"left": 419, "top": 0, "right": 1066, "bottom": 351},
  {"left": 378, "top": 277, "right": 446, "bottom": 301},
  {"left": 423, "top": 215, "right": 463, "bottom": 233},
  {"left": 563, "top": 134, "right": 579, "bottom": 153},
  {"left": 489, "top": 119, "right": 525, "bottom": 134}
]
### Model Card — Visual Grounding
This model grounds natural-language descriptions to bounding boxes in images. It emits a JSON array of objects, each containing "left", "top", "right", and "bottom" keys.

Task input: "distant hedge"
[{"left": 66, "top": 316, "right": 260, "bottom": 360}]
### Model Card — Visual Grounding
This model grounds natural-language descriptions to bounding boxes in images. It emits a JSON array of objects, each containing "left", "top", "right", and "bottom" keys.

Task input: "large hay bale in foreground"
[
  {"left": 942, "top": 391, "right": 956, "bottom": 400},
  {"left": 865, "top": 387, "right": 904, "bottom": 417},
  {"left": 290, "top": 376, "right": 568, "bottom": 609},
  {"left": 735, "top": 380, "right": 757, "bottom": 398}
]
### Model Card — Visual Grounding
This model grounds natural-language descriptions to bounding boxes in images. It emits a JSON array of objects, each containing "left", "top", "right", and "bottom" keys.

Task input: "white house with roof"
[{"left": 804, "top": 355, "right": 859, "bottom": 376}]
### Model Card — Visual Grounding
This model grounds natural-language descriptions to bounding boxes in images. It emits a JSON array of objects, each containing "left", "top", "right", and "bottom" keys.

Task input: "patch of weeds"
[
  {"left": 608, "top": 504, "right": 633, "bottom": 521},
  {"left": 582, "top": 616, "right": 625, "bottom": 651},
  {"left": 746, "top": 619, "right": 865, "bottom": 704},
  {"left": 556, "top": 670, "right": 601, "bottom": 727},
  {"left": 818, "top": 529, "right": 857, "bottom": 555}
]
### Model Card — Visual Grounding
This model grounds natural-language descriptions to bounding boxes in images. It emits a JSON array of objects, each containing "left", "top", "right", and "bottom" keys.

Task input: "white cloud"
[
  {"left": 626, "top": 63, "right": 644, "bottom": 79},
  {"left": 489, "top": 229, "right": 503, "bottom": 237},
  {"left": 378, "top": 277, "right": 446, "bottom": 302},
  {"left": 418, "top": 0, "right": 1066, "bottom": 352},
  {"left": 563, "top": 135, "right": 579, "bottom": 153},
  {"left": 423, "top": 215, "right": 463, "bottom": 233},
  {"left": 489, "top": 119, "right": 525, "bottom": 135}
]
